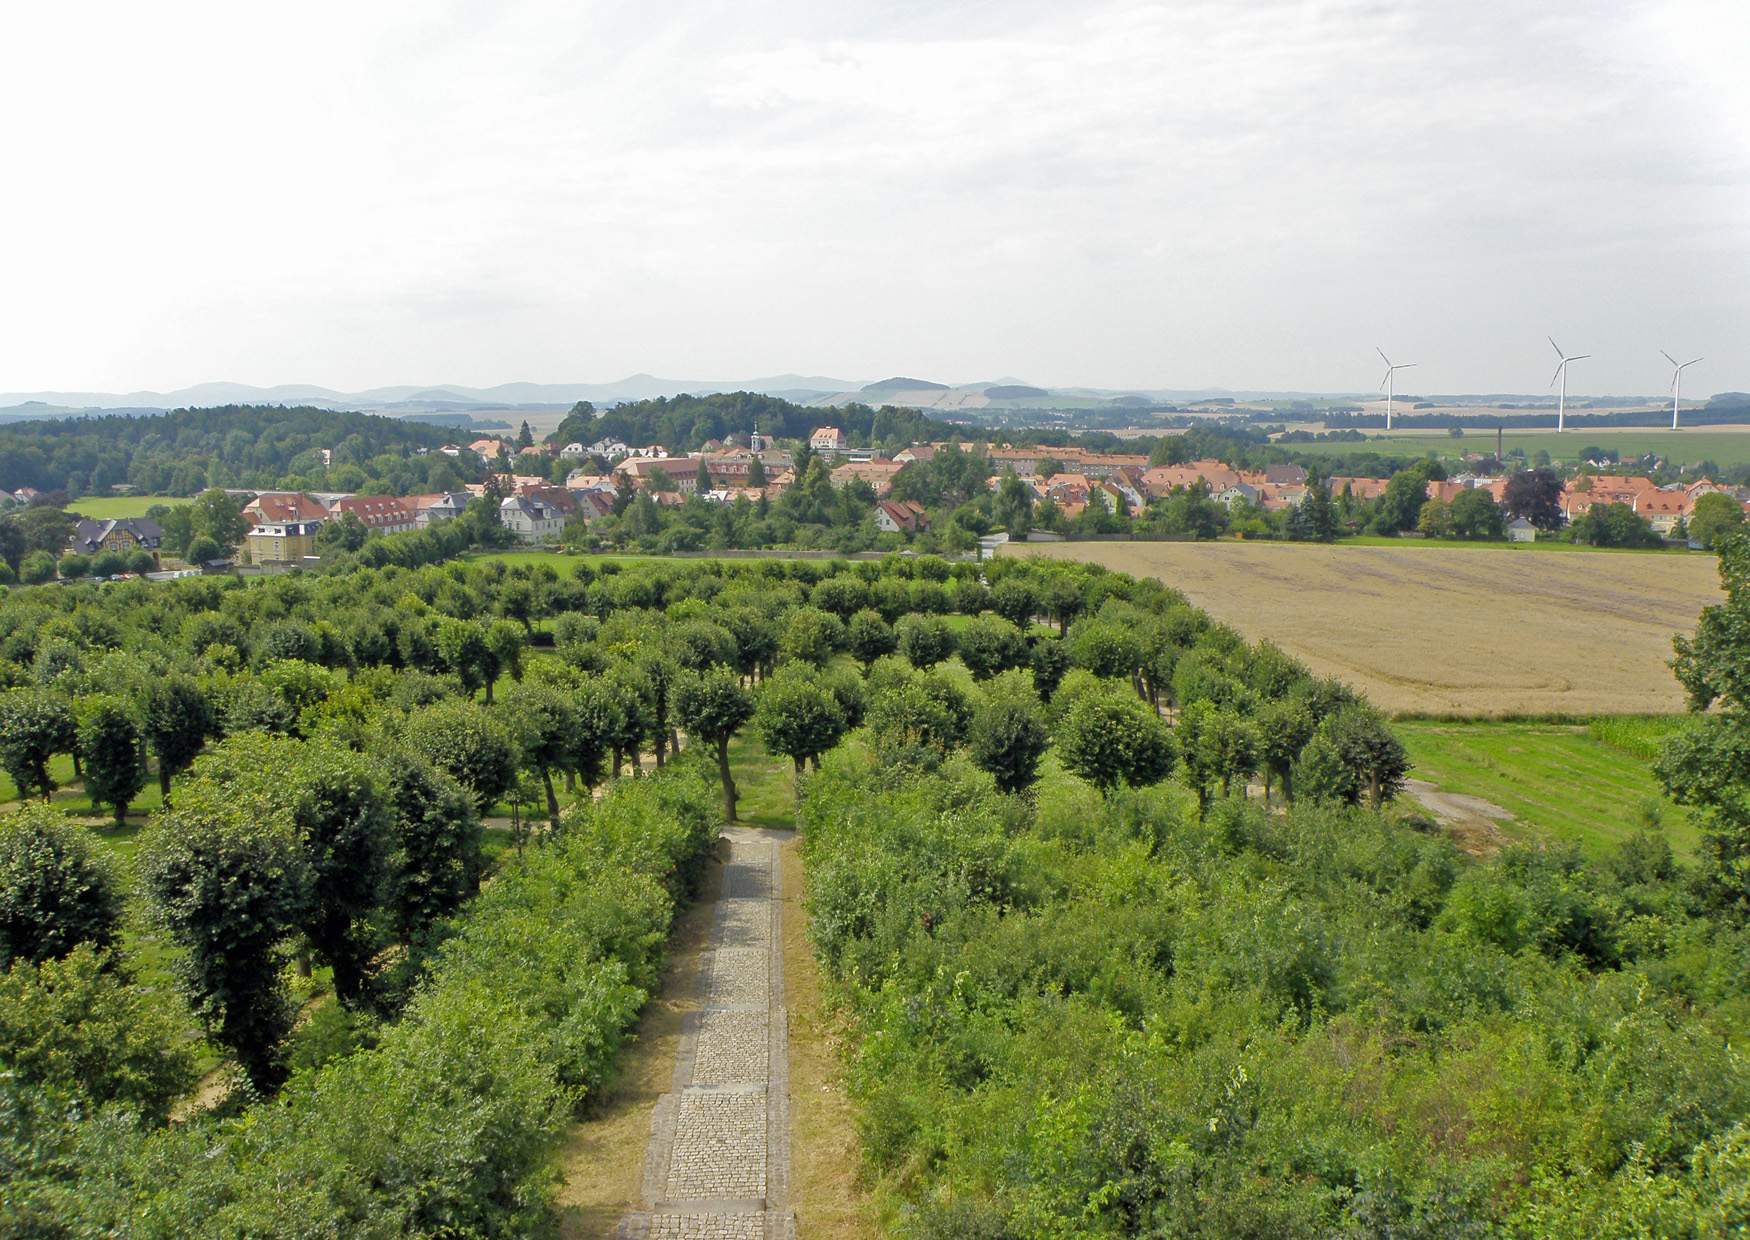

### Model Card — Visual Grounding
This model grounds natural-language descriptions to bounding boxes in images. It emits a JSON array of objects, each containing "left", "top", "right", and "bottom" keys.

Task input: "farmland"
[
  {"left": 1287, "top": 424, "right": 1750, "bottom": 469},
  {"left": 1003, "top": 539, "right": 1722, "bottom": 715}
]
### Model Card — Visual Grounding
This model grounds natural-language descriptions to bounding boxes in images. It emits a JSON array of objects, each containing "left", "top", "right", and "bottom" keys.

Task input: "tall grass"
[{"left": 1587, "top": 714, "right": 1690, "bottom": 762}]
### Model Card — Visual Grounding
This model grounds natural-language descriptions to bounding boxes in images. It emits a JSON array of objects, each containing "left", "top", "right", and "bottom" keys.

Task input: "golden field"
[{"left": 1003, "top": 541, "right": 1724, "bottom": 716}]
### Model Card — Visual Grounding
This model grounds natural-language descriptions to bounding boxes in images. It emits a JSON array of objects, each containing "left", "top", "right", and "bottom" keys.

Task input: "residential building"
[
  {"left": 242, "top": 492, "right": 330, "bottom": 527},
  {"left": 498, "top": 495, "right": 564, "bottom": 543},
  {"left": 70, "top": 517, "right": 163, "bottom": 560},
  {"left": 873, "top": 499, "right": 928, "bottom": 533},
  {"left": 831, "top": 459, "right": 908, "bottom": 497},
  {"left": 411, "top": 492, "right": 471, "bottom": 526},
  {"left": 1507, "top": 518, "right": 1537, "bottom": 543},
  {"left": 809, "top": 426, "right": 848, "bottom": 452},
  {"left": 328, "top": 496, "right": 418, "bottom": 534},
  {"left": 246, "top": 518, "right": 322, "bottom": 564}
]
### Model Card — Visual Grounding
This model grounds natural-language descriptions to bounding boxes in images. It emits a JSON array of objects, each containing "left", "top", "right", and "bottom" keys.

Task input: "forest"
[
  {"left": 2, "top": 540, "right": 1747, "bottom": 1234},
  {"left": 0, "top": 406, "right": 478, "bottom": 499}
]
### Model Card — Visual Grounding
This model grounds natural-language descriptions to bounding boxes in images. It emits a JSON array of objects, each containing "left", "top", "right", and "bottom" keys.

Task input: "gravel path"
[{"left": 617, "top": 828, "right": 794, "bottom": 1239}]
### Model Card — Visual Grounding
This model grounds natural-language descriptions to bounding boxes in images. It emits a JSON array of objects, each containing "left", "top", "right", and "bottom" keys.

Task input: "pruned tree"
[
  {"left": 0, "top": 805, "right": 122, "bottom": 967},
  {"left": 77, "top": 695, "right": 147, "bottom": 823},
  {"left": 144, "top": 674, "right": 213, "bottom": 800},
  {"left": 0, "top": 688, "right": 76, "bottom": 801},
  {"left": 1055, "top": 691, "right": 1177, "bottom": 794},
  {"left": 674, "top": 667, "right": 756, "bottom": 822}
]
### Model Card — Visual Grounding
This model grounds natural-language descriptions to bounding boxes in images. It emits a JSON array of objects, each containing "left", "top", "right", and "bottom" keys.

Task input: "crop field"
[
  {"left": 1004, "top": 540, "right": 1722, "bottom": 715},
  {"left": 1396, "top": 718, "right": 1699, "bottom": 858},
  {"left": 1286, "top": 425, "right": 1750, "bottom": 469},
  {"left": 66, "top": 494, "right": 190, "bottom": 518}
]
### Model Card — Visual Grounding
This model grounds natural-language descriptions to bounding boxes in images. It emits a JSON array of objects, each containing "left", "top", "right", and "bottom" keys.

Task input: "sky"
[{"left": 3, "top": 0, "right": 1747, "bottom": 398}]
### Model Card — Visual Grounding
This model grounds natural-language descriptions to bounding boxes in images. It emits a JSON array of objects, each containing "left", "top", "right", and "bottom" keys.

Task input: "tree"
[
  {"left": 991, "top": 578, "right": 1039, "bottom": 628},
  {"left": 674, "top": 667, "right": 755, "bottom": 822},
  {"left": 1688, "top": 492, "right": 1744, "bottom": 550},
  {"left": 1658, "top": 536, "right": 1750, "bottom": 912},
  {"left": 1502, "top": 468, "right": 1564, "bottom": 530},
  {"left": 1256, "top": 697, "right": 1314, "bottom": 803},
  {"left": 695, "top": 458, "right": 713, "bottom": 495},
  {"left": 1177, "top": 701, "right": 1257, "bottom": 814},
  {"left": 316, "top": 510, "right": 369, "bottom": 553},
  {"left": 139, "top": 783, "right": 308, "bottom": 1091},
  {"left": 754, "top": 670, "right": 847, "bottom": 786},
  {"left": 375, "top": 746, "right": 482, "bottom": 943},
  {"left": 500, "top": 680, "right": 577, "bottom": 826},
  {"left": 895, "top": 613, "right": 955, "bottom": 668},
  {"left": 1372, "top": 464, "right": 1436, "bottom": 535},
  {"left": 747, "top": 455, "right": 767, "bottom": 488},
  {"left": 995, "top": 472, "right": 1034, "bottom": 537},
  {"left": 1447, "top": 487, "right": 1505, "bottom": 540},
  {"left": 77, "top": 695, "right": 147, "bottom": 823},
  {"left": 0, "top": 944, "right": 196, "bottom": 1124},
  {"left": 778, "top": 606, "right": 844, "bottom": 667},
  {"left": 517, "top": 419, "right": 534, "bottom": 450},
  {"left": 1295, "top": 705, "right": 1408, "bottom": 808},
  {"left": 0, "top": 688, "right": 76, "bottom": 801},
  {"left": 404, "top": 698, "right": 519, "bottom": 813},
  {"left": 188, "top": 488, "right": 250, "bottom": 549},
  {"left": 866, "top": 673, "right": 967, "bottom": 767},
  {"left": 956, "top": 614, "right": 1026, "bottom": 681},
  {"left": 18, "top": 550, "right": 55, "bottom": 584},
  {"left": 846, "top": 608, "right": 897, "bottom": 669},
  {"left": 1055, "top": 691, "right": 1177, "bottom": 793},
  {"left": 1570, "top": 502, "right": 1661, "bottom": 549},
  {"left": 1290, "top": 479, "right": 1339, "bottom": 542},
  {"left": 436, "top": 618, "right": 499, "bottom": 701},
  {"left": 968, "top": 683, "right": 1049, "bottom": 794},
  {"left": 0, "top": 806, "right": 121, "bottom": 967}
]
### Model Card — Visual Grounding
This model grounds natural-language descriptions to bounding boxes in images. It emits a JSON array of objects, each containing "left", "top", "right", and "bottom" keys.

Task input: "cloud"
[{"left": 0, "top": 0, "right": 1744, "bottom": 394}]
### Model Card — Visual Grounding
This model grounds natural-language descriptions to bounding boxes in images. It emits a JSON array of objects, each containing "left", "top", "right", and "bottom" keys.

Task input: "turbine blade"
[
  {"left": 1549, "top": 336, "right": 1564, "bottom": 357},
  {"left": 1571, "top": 354, "right": 1591, "bottom": 361},
  {"left": 1687, "top": 357, "right": 1704, "bottom": 367},
  {"left": 1662, "top": 349, "right": 1679, "bottom": 367},
  {"left": 1377, "top": 347, "right": 1391, "bottom": 366},
  {"left": 1550, "top": 362, "right": 1565, "bottom": 388},
  {"left": 1400, "top": 363, "right": 1417, "bottom": 369}
]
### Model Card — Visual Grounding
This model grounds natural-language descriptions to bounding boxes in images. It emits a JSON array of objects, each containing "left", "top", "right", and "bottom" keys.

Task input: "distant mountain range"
[{"left": 0, "top": 374, "right": 1705, "bottom": 425}]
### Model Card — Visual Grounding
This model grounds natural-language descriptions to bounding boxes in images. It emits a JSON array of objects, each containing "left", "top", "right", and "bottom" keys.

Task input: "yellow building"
[{"left": 246, "top": 519, "right": 321, "bottom": 564}]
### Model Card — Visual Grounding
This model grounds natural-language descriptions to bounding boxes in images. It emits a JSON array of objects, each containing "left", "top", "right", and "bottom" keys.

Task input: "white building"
[{"left": 498, "top": 496, "right": 565, "bottom": 543}]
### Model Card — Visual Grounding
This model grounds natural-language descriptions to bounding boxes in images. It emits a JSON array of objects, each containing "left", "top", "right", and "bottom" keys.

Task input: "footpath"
[{"left": 615, "top": 826, "right": 795, "bottom": 1239}]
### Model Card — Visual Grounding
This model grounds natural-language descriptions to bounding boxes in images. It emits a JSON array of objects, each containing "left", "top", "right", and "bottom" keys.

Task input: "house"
[
  {"left": 571, "top": 490, "right": 617, "bottom": 522},
  {"left": 1637, "top": 490, "right": 1692, "bottom": 535},
  {"left": 1264, "top": 463, "right": 1308, "bottom": 486},
  {"left": 1507, "top": 517, "right": 1537, "bottom": 543},
  {"left": 70, "top": 517, "right": 163, "bottom": 560},
  {"left": 558, "top": 442, "right": 589, "bottom": 460},
  {"left": 874, "top": 499, "right": 928, "bottom": 533},
  {"left": 242, "top": 492, "right": 329, "bottom": 526},
  {"left": 411, "top": 492, "right": 471, "bottom": 526},
  {"left": 831, "top": 459, "right": 908, "bottom": 497},
  {"left": 329, "top": 496, "right": 418, "bottom": 534},
  {"left": 498, "top": 495, "right": 564, "bottom": 543},
  {"left": 246, "top": 517, "right": 322, "bottom": 564},
  {"left": 809, "top": 426, "right": 848, "bottom": 452},
  {"left": 893, "top": 444, "right": 939, "bottom": 465},
  {"left": 469, "top": 437, "right": 511, "bottom": 459}
]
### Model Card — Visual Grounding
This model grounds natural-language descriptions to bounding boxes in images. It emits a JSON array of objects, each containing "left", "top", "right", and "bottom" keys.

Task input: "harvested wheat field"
[{"left": 1003, "top": 541, "right": 1723, "bottom": 716}]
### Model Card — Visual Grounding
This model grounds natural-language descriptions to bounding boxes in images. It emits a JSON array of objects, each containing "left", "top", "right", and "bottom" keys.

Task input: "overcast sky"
[{"left": 4, "top": 0, "right": 1746, "bottom": 397}]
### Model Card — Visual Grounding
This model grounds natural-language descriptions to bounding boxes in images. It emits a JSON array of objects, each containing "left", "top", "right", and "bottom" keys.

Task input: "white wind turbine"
[
  {"left": 1662, "top": 350, "right": 1702, "bottom": 430},
  {"left": 1377, "top": 348, "right": 1416, "bottom": 431},
  {"left": 1548, "top": 336, "right": 1590, "bottom": 433}
]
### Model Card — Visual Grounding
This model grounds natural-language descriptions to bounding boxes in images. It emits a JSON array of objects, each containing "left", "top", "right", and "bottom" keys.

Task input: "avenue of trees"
[{"left": 3, "top": 548, "right": 1745, "bottom": 1231}]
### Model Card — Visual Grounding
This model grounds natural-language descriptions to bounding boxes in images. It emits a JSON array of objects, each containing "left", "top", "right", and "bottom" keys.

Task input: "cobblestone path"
[{"left": 617, "top": 828, "right": 794, "bottom": 1239}]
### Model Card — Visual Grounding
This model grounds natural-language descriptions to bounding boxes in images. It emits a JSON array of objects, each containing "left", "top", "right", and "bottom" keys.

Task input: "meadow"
[
  {"left": 1396, "top": 717, "right": 1698, "bottom": 858},
  {"left": 65, "top": 494, "right": 190, "bottom": 519},
  {"left": 1004, "top": 540, "right": 1721, "bottom": 716},
  {"left": 1287, "top": 425, "right": 1750, "bottom": 469}
]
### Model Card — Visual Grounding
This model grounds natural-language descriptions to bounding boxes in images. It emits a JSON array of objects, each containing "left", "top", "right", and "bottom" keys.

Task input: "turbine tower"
[
  {"left": 1662, "top": 350, "right": 1702, "bottom": 430},
  {"left": 1548, "top": 337, "right": 1590, "bottom": 433},
  {"left": 1377, "top": 348, "right": 1416, "bottom": 432}
]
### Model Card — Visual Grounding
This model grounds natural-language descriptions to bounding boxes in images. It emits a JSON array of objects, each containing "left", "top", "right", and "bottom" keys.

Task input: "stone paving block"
[
  {"left": 716, "top": 898, "right": 770, "bottom": 949},
  {"left": 665, "top": 1089, "right": 767, "bottom": 1200},
  {"left": 707, "top": 947, "right": 768, "bottom": 1006},
  {"left": 693, "top": 1009, "right": 770, "bottom": 1085}
]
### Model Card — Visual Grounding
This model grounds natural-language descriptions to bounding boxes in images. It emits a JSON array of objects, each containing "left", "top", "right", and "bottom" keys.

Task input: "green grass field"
[
  {"left": 66, "top": 494, "right": 191, "bottom": 519},
  {"left": 1397, "top": 717, "right": 1699, "bottom": 857},
  {"left": 1288, "top": 427, "right": 1750, "bottom": 470}
]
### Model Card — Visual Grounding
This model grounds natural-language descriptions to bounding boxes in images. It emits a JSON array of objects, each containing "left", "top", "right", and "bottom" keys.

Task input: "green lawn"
[
  {"left": 724, "top": 732, "right": 799, "bottom": 830},
  {"left": 1396, "top": 718, "right": 1699, "bottom": 858},
  {"left": 1289, "top": 427, "right": 1750, "bottom": 470},
  {"left": 67, "top": 494, "right": 191, "bottom": 519}
]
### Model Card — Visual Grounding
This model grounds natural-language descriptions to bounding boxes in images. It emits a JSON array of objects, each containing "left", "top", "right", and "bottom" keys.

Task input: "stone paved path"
[{"left": 617, "top": 828, "right": 794, "bottom": 1239}]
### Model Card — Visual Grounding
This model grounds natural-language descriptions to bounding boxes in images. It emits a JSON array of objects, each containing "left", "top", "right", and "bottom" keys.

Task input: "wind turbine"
[
  {"left": 1662, "top": 350, "right": 1702, "bottom": 430},
  {"left": 1377, "top": 348, "right": 1416, "bottom": 432},
  {"left": 1548, "top": 337, "right": 1590, "bottom": 433}
]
